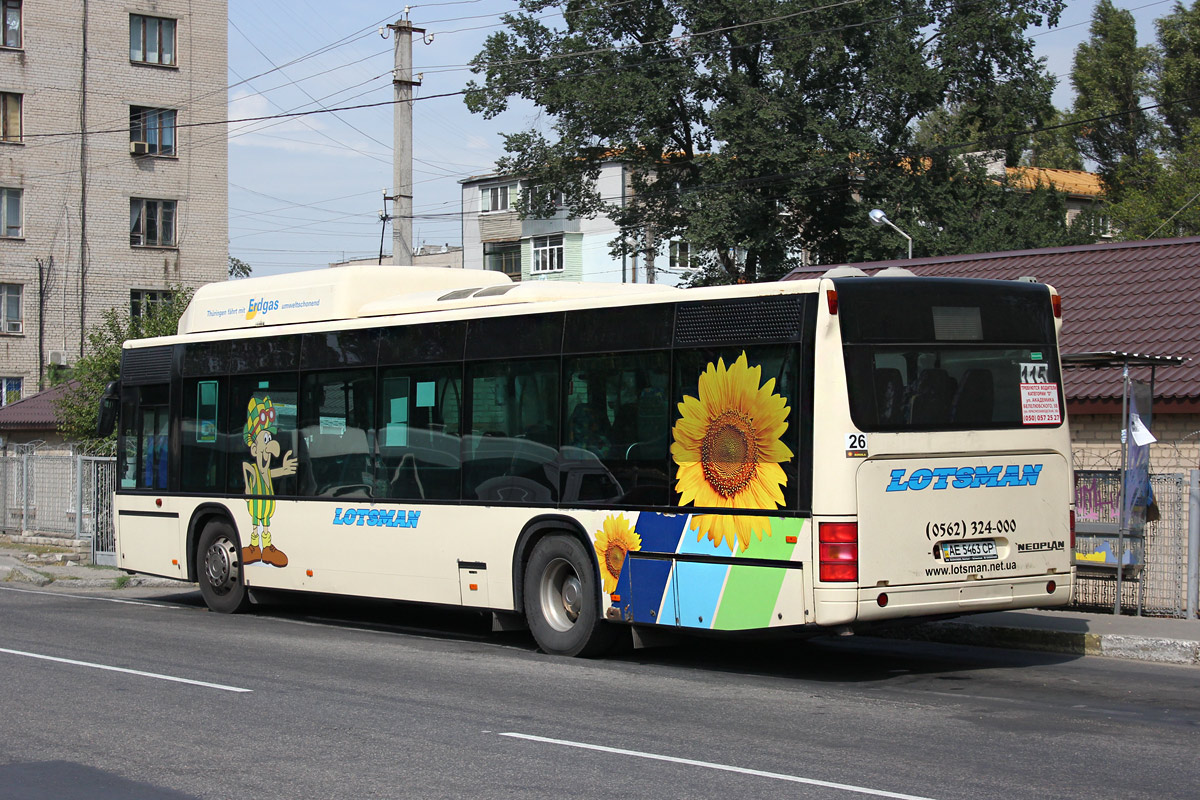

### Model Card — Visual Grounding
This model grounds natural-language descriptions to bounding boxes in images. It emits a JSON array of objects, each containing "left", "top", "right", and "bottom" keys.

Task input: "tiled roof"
[
  {"left": 1006, "top": 167, "right": 1104, "bottom": 197},
  {"left": 784, "top": 237, "right": 1200, "bottom": 405},
  {"left": 0, "top": 382, "right": 75, "bottom": 430}
]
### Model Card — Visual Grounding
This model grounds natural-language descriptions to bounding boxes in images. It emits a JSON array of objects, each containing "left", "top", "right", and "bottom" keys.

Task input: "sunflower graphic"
[
  {"left": 671, "top": 352, "right": 793, "bottom": 552},
  {"left": 594, "top": 514, "right": 642, "bottom": 594}
]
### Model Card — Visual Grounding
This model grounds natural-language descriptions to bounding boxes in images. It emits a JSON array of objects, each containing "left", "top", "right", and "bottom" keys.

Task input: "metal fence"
[
  {"left": 80, "top": 456, "right": 117, "bottom": 565},
  {"left": 1071, "top": 471, "right": 1191, "bottom": 617},
  {"left": 0, "top": 452, "right": 116, "bottom": 565}
]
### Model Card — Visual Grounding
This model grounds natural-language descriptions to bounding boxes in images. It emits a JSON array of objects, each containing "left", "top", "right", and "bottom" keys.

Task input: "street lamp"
[
  {"left": 378, "top": 188, "right": 394, "bottom": 265},
  {"left": 868, "top": 208, "right": 912, "bottom": 260}
]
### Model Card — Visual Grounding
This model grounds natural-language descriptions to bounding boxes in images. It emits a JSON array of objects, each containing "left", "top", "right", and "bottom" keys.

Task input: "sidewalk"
[
  {"left": 876, "top": 608, "right": 1200, "bottom": 666},
  {"left": 2, "top": 537, "right": 1197, "bottom": 665}
]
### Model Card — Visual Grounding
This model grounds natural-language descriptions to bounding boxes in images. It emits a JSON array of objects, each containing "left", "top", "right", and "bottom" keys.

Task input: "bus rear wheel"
[
  {"left": 197, "top": 520, "right": 251, "bottom": 614},
  {"left": 523, "top": 535, "right": 615, "bottom": 657}
]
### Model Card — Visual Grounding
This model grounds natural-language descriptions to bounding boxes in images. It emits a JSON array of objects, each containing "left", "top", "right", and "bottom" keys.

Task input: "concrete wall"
[
  {"left": 460, "top": 181, "right": 482, "bottom": 271},
  {"left": 0, "top": 1, "right": 227, "bottom": 399},
  {"left": 1070, "top": 412, "right": 1200, "bottom": 473},
  {"left": 412, "top": 247, "right": 463, "bottom": 269}
]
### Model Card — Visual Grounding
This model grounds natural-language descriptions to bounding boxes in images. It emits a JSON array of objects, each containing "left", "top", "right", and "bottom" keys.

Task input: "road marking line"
[
  {"left": 0, "top": 647, "right": 252, "bottom": 693},
  {"left": 499, "top": 732, "right": 938, "bottom": 800},
  {"left": 0, "top": 585, "right": 177, "bottom": 608}
]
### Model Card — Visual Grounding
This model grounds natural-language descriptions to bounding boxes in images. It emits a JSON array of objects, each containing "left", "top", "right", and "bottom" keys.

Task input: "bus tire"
[
  {"left": 523, "top": 535, "right": 615, "bottom": 657},
  {"left": 196, "top": 520, "right": 251, "bottom": 614}
]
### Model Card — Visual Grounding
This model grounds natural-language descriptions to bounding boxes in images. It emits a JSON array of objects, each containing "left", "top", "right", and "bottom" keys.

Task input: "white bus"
[{"left": 104, "top": 265, "right": 1074, "bottom": 655}]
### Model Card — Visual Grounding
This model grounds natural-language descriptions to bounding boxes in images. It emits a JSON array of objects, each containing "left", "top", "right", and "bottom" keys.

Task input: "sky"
[{"left": 227, "top": 0, "right": 1177, "bottom": 277}]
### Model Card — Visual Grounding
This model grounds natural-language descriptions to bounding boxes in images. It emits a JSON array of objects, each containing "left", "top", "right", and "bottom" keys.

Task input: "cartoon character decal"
[{"left": 242, "top": 396, "right": 297, "bottom": 568}]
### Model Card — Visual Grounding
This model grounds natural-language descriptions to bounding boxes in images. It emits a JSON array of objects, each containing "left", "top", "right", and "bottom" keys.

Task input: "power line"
[
  {"left": 230, "top": 18, "right": 396, "bottom": 155},
  {"left": 1146, "top": 188, "right": 1200, "bottom": 239},
  {"left": 429, "top": 0, "right": 870, "bottom": 73}
]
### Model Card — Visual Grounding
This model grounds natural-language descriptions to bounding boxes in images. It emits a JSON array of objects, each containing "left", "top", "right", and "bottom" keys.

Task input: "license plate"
[{"left": 940, "top": 539, "right": 998, "bottom": 562}]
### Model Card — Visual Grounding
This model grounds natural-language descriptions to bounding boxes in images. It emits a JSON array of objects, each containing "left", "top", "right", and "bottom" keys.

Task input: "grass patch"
[{"left": 113, "top": 574, "right": 132, "bottom": 590}]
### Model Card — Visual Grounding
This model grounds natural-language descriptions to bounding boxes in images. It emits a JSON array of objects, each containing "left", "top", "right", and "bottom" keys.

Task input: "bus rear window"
[{"left": 837, "top": 279, "right": 1062, "bottom": 431}]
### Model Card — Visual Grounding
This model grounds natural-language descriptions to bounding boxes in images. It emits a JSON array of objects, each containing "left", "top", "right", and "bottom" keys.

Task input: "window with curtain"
[
  {"left": 130, "top": 198, "right": 177, "bottom": 247},
  {"left": 130, "top": 107, "right": 176, "bottom": 155},
  {"left": 130, "top": 14, "right": 176, "bottom": 65}
]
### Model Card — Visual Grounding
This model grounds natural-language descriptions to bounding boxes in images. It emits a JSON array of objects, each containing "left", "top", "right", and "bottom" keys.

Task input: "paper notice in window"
[{"left": 1021, "top": 383, "right": 1061, "bottom": 425}]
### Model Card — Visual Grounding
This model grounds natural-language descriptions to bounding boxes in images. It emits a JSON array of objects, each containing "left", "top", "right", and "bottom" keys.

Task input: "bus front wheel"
[
  {"left": 197, "top": 520, "right": 251, "bottom": 614},
  {"left": 523, "top": 535, "right": 615, "bottom": 657}
]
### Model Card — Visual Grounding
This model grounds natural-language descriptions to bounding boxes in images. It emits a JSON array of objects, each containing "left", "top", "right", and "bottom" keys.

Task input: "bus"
[{"left": 103, "top": 265, "right": 1074, "bottom": 656}]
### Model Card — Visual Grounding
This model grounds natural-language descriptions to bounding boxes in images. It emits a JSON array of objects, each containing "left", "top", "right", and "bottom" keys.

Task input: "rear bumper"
[{"left": 815, "top": 573, "right": 1073, "bottom": 626}]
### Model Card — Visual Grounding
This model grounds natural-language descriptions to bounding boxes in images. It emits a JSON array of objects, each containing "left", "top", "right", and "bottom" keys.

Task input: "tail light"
[
  {"left": 1069, "top": 509, "right": 1075, "bottom": 551},
  {"left": 1051, "top": 293, "right": 1062, "bottom": 319},
  {"left": 819, "top": 521, "right": 858, "bottom": 582},
  {"left": 826, "top": 289, "right": 839, "bottom": 315}
]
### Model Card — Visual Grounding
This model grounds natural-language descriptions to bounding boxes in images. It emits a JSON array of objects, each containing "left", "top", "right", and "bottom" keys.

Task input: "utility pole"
[
  {"left": 78, "top": 0, "right": 89, "bottom": 358},
  {"left": 388, "top": 17, "right": 423, "bottom": 267}
]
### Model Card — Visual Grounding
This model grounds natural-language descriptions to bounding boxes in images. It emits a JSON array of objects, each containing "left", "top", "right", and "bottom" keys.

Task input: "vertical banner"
[{"left": 1122, "top": 380, "right": 1155, "bottom": 536}]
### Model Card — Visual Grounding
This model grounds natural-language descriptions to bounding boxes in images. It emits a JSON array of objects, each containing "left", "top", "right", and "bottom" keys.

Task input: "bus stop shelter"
[{"left": 1061, "top": 351, "right": 1188, "bottom": 614}]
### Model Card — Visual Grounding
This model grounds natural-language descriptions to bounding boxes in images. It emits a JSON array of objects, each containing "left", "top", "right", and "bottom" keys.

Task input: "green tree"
[
  {"left": 912, "top": 104, "right": 987, "bottom": 154},
  {"left": 229, "top": 255, "right": 252, "bottom": 278},
  {"left": 1070, "top": 0, "right": 1157, "bottom": 189},
  {"left": 1022, "top": 109, "right": 1085, "bottom": 170},
  {"left": 840, "top": 153, "right": 1094, "bottom": 262},
  {"left": 1155, "top": 0, "right": 1200, "bottom": 149},
  {"left": 467, "top": 0, "right": 1066, "bottom": 281},
  {"left": 1105, "top": 124, "right": 1200, "bottom": 238},
  {"left": 56, "top": 288, "right": 193, "bottom": 450}
]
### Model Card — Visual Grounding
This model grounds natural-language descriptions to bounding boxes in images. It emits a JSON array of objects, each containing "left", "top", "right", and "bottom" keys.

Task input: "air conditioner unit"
[
  {"left": 48, "top": 351, "right": 66, "bottom": 366},
  {"left": 130, "top": 141, "right": 149, "bottom": 156}
]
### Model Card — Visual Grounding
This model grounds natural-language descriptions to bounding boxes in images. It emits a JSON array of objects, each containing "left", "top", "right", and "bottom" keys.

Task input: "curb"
[
  {"left": 1, "top": 554, "right": 188, "bottom": 591},
  {"left": 881, "top": 620, "right": 1200, "bottom": 666},
  {"left": 0, "top": 563, "right": 54, "bottom": 587}
]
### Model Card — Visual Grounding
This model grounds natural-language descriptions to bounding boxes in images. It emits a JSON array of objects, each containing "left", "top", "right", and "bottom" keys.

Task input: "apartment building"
[
  {"left": 0, "top": 1, "right": 227, "bottom": 407},
  {"left": 460, "top": 162, "right": 694, "bottom": 287}
]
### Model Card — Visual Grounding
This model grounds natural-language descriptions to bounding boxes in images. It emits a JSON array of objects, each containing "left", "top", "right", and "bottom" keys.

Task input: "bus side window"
[
  {"left": 464, "top": 359, "right": 559, "bottom": 504},
  {"left": 227, "top": 375, "right": 299, "bottom": 497},
  {"left": 298, "top": 369, "right": 375, "bottom": 498},
  {"left": 378, "top": 365, "right": 463, "bottom": 501},
  {"left": 181, "top": 377, "right": 227, "bottom": 492},
  {"left": 562, "top": 352, "right": 669, "bottom": 506},
  {"left": 120, "top": 385, "right": 169, "bottom": 491},
  {"left": 118, "top": 388, "right": 138, "bottom": 488}
]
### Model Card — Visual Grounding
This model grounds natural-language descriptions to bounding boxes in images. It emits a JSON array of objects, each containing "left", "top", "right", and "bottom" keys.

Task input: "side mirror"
[{"left": 97, "top": 381, "right": 120, "bottom": 437}]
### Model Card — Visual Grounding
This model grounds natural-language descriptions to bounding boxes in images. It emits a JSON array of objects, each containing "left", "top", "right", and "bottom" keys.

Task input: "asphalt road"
[{"left": 1, "top": 583, "right": 1197, "bottom": 800}]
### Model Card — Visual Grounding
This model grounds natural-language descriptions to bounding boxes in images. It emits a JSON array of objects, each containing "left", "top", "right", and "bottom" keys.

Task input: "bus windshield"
[{"left": 837, "top": 278, "right": 1063, "bottom": 431}]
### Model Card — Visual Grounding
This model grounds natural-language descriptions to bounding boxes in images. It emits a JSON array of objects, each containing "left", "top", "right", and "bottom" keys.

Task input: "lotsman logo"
[
  {"left": 886, "top": 464, "right": 1042, "bottom": 492},
  {"left": 332, "top": 507, "right": 421, "bottom": 528},
  {"left": 245, "top": 297, "right": 281, "bottom": 320}
]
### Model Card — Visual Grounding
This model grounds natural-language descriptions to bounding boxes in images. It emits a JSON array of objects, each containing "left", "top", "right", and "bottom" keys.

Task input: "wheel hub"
[
  {"left": 561, "top": 576, "right": 581, "bottom": 621},
  {"left": 540, "top": 557, "right": 583, "bottom": 632},
  {"left": 204, "top": 540, "right": 233, "bottom": 595}
]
